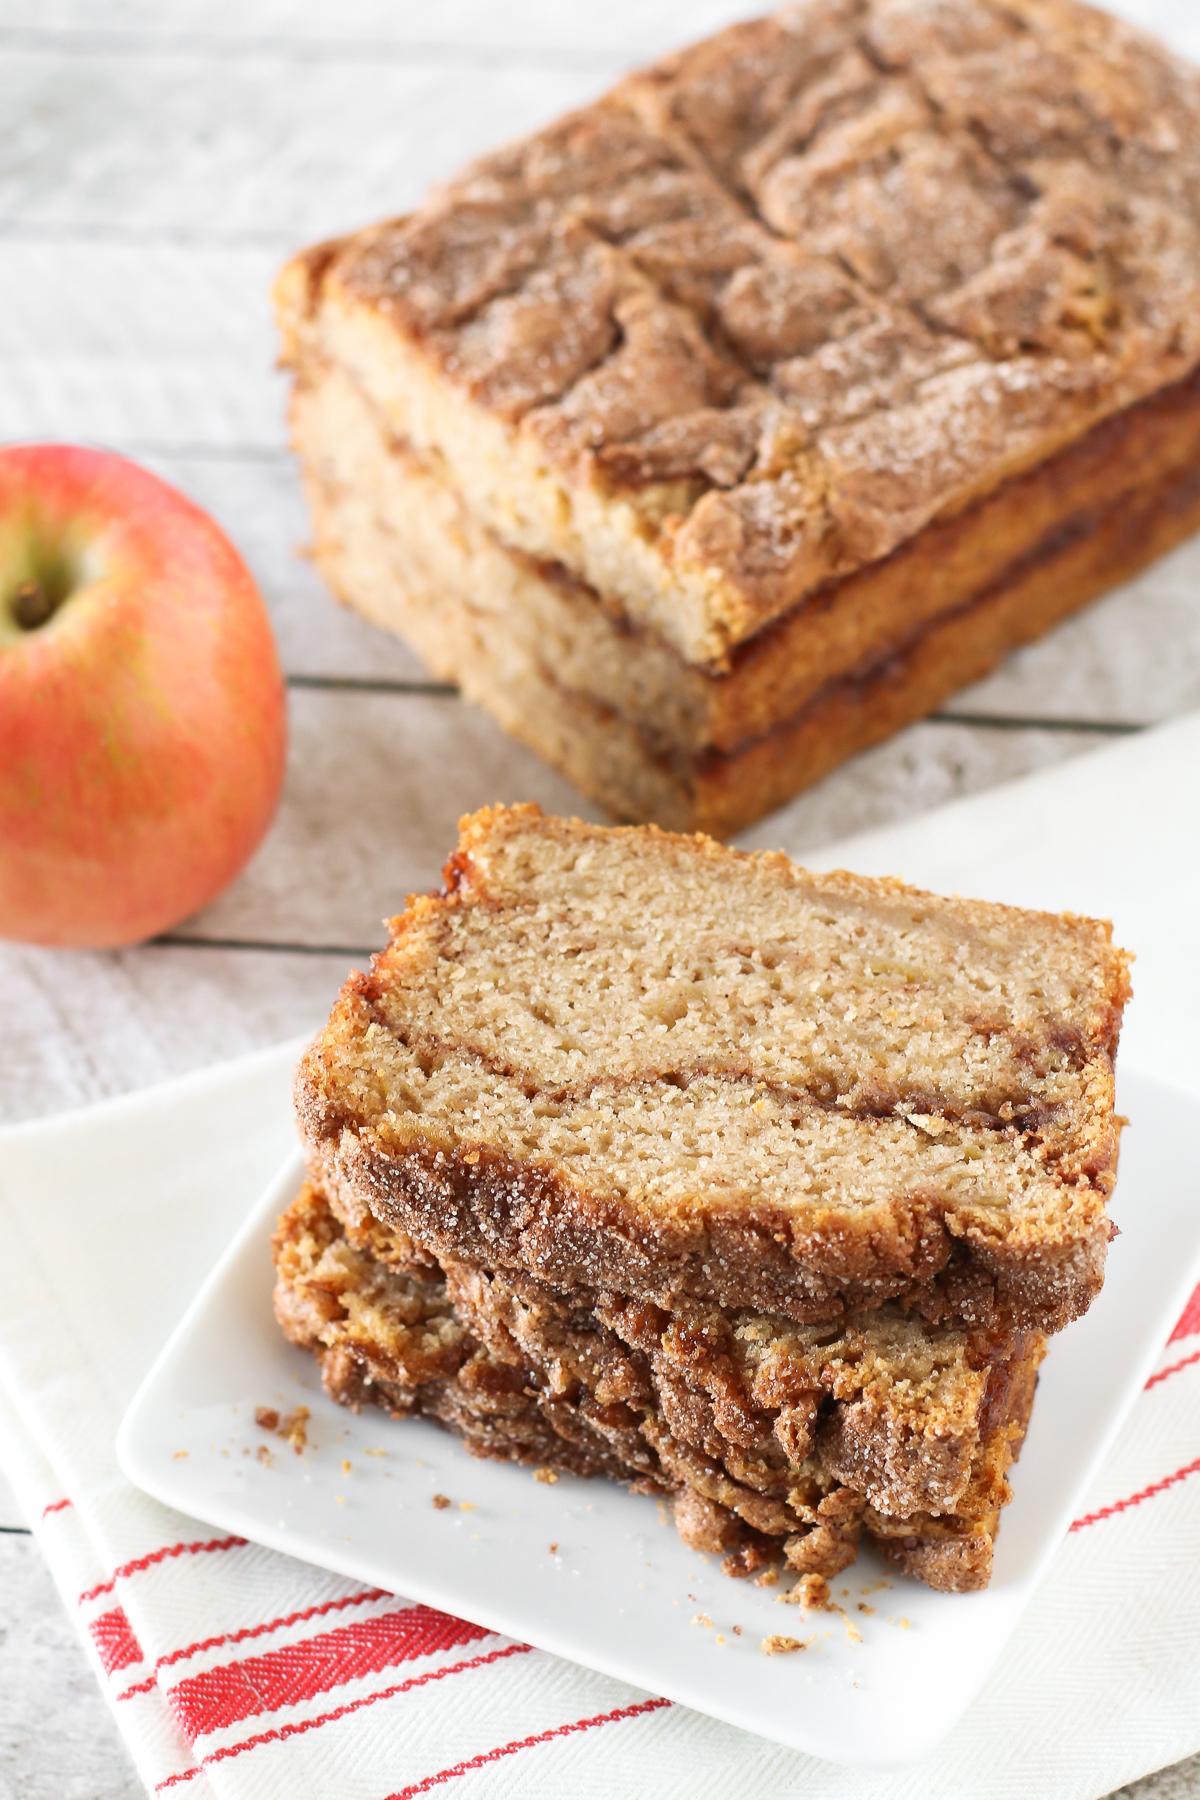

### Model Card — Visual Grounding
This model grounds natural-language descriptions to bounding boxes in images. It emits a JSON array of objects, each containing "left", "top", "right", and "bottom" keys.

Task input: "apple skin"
[{"left": 0, "top": 444, "right": 287, "bottom": 947}]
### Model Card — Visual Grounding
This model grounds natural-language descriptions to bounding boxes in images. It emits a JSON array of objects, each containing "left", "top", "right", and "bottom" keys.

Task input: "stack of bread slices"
[{"left": 275, "top": 805, "right": 1130, "bottom": 1592}]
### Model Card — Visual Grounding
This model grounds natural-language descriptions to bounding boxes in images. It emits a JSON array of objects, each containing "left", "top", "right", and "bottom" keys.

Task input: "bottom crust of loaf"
[
  {"left": 291, "top": 359, "right": 1200, "bottom": 835},
  {"left": 273, "top": 1183, "right": 1044, "bottom": 1594}
]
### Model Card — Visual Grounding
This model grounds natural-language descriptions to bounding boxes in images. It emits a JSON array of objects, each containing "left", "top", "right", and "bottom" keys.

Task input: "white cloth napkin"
[{"left": 0, "top": 1049, "right": 1197, "bottom": 1800}]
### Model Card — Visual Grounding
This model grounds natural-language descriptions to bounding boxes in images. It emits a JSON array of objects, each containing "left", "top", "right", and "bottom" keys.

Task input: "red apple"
[{"left": 0, "top": 445, "right": 287, "bottom": 947}]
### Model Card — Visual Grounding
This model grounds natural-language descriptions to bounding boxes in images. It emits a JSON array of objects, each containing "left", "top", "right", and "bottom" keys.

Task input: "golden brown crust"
[
  {"left": 701, "top": 354, "right": 1200, "bottom": 741},
  {"left": 866, "top": 1346, "right": 1041, "bottom": 1591},
  {"left": 278, "top": 0, "right": 1200, "bottom": 662},
  {"left": 685, "top": 418, "right": 1200, "bottom": 834},
  {"left": 274, "top": 1182, "right": 1045, "bottom": 1589},
  {"left": 304, "top": 1120, "right": 1106, "bottom": 1336}
]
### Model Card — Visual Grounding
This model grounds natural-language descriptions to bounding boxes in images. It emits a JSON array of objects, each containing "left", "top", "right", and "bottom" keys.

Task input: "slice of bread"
[
  {"left": 274, "top": 1182, "right": 1043, "bottom": 1592},
  {"left": 297, "top": 805, "right": 1130, "bottom": 1332}
]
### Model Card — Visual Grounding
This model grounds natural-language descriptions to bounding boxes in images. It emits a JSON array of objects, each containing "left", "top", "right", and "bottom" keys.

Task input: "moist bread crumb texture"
[
  {"left": 276, "top": 0, "right": 1200, "bottom": 830},
  {"left": 285, "top": 805, "right": 1130, "bottom": 1590}
]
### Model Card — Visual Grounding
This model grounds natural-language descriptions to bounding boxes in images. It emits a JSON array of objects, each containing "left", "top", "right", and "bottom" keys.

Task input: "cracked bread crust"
[
  {"left": 296, "top": 805, "right": 1129, "bottom": 1334},
  {"left": 273, "top": 1182, "right": 1043, "bottom": 1590},
  {"left": 275, "top": 0, "right": 1200, "bottom": 665}
]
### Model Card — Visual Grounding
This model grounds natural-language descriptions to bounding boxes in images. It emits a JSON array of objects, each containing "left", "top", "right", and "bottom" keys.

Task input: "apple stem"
[{"left": 12, "top": 580, "right": 55, "bottom": 631}]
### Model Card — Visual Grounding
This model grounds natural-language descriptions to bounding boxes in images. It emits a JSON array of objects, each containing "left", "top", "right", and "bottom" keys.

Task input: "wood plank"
[
  {"left": 735, "top": 717, "right": 1119, "bottom": 859},
  {"left": 0, "top": 242, "right": 284, "bottom": 447},
  {"left": 0, "top": 942, "right": 343, "bottom": 1124},
  {"left": 0, "top": 1, "right": 761, "bottom": 60},
  {"left": 3, "top": 0, "right": 1196, "bottom": 62},
  {"left": 0, "top": 1532, "right": 143, "bottom": 1800},
  {"left": 0, "top": 49, "right": 609, "bottom": 241}
]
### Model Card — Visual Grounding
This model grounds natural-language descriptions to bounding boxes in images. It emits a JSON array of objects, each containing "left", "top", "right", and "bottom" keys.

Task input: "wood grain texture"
[
  {"left": 0, "top": 1525, "right": 144, "bottom": 1800},
  {"left": 0, "top": 1, "right": 763, "bottom": 58},
  {"left": 0, "top": 52, "right": 610, "bottom": 240},
  {"left": 1, "top": 1, "right": 1198, "bottom": 1795}
]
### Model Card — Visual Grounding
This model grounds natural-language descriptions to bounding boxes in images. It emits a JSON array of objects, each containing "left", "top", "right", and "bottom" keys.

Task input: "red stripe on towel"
[
  {"left": 1145, "top": 1349, "right": 1200, "bottom": 1391},
  {"left": 42, "top": 1498, "right": 72, "bottom": 1517},
  {"left": 117, "top": 1588, "right": 390, "bottom": 1702},
  {"left": 168, "top": 1605, "right": 492, "bottom": 1739},
  {"left": 1168, "top": 1282, "right": 1200, "bottom": 1344},
  {"left": 154, "top": 1643, "right": 533, "bottom": 1788},
  {"left": 1071, "top": 1456, "right": 1200, "bottom": 1530},
  {"left": 89, "top": 1606, "right": 144, "bottom": 1676},
  {"left": 385, "top": 1696, "right": 674, "bottom": 1798},
  {"left": 80, "top": 1535, "right": 246, "bottom": 1604},
  {"left": 117, "top": 1674, "right": 160, "bottom": 1702}
]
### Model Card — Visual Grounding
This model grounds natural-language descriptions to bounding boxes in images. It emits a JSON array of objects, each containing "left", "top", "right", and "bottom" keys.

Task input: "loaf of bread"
[
  {"left": 275, "top": 0, "right": 1200, "bottom": 832},
  {"left": 283, "top": 807, "right": 1129, "bottom": 1591}
]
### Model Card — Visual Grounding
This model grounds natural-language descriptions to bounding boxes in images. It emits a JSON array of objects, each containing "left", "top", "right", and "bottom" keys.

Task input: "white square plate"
[{"left": 118, "top": 1065, "right": 1200, "bottom": 1769}]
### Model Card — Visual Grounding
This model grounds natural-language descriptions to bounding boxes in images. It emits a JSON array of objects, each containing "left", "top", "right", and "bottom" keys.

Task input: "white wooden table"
[{"left": 1, "top": 3, "right": 1199, "bottom": 1794}]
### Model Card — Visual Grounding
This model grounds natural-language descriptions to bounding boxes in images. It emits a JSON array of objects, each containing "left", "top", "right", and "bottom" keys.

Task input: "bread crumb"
[
  {"left": 761, "top": 1635, "right": 805, "bottom": 1655},
  {"left": 754, "top": 1567, "right": 780, "bottom": 1588},
  {"left": 732, "top": 1625, "right": 742, "bottom": 1636},
  {"left": 335, "top": 1496, "right": 345, "bottom": 1506},
  {"left": 279, "top": 1406, "right": 309, "bottom": 1453},
  {"left": 715, "top": 1635, "right": 725, "bottom": 1645},
  {"left": 254, "top": 1407, "right": 279, "bottom": 1432},
  {"left": 172, "top": 1450, "right": 189, "bottom": 1460},
  {"left": 459, "top": 1501, "right": 476, "bottom": 1511},
  {"left": 691, "top": 1613, "right": 713, "bottom": 1628},
  {"left": 363, "top": 1448, "right": 387, "bottom": 1457},
  {"left": 899, "top": 1617, "right": 910, "bottom": 1629},
  {"left": 341, "top": 1460, "right": 352, "bottom": 1476},
  {"left": 255, "top": 1445, "right": 273, "bottom": 1467},
  {"left": 431, "top": 1493, "right": 451, "bottom": 1510},
  {"left": 549, "top": 1542, "right": 559, "bottom": 1554},
  {"left": 781, "top": 1574, "right": 833, "bottom": 1611},
  {"left": 534, "top": 1468, "right": 559, "bottom": 1485},
  {"left": 858, "top": 1603, "right": 875, "bottom": 1615}
]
